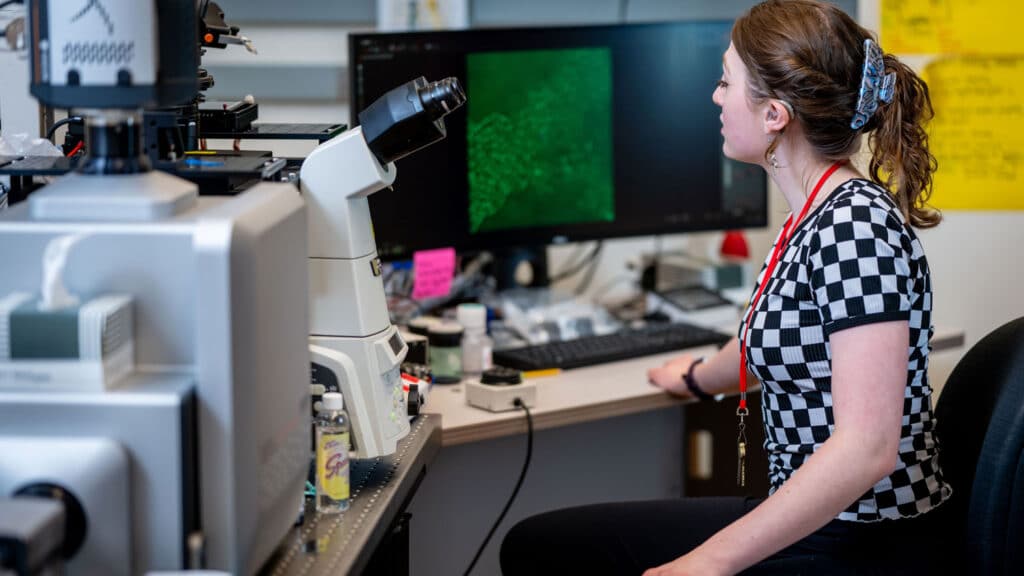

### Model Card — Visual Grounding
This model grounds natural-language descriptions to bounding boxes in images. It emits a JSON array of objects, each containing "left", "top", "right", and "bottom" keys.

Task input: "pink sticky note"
[{"left": 412, "top": 247, "right": 456, "bottom": 300}]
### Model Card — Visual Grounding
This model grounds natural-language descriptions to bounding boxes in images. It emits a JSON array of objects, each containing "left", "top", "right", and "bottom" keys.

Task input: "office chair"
[{"left": 933, "top": 316, "right": 1024, "bottom": 575}]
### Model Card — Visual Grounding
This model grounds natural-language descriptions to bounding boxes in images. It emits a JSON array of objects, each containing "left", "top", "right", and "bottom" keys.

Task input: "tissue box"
[{"left": 0, "top": 292, "right": 134, "bottom": 391}]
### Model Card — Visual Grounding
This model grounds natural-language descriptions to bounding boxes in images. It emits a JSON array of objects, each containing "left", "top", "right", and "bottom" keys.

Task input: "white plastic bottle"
[
  {"left": 315, "top": 392, "right": 351, "bottom": 513},
  {"left": 457, "top": 303, "right": 493, "bottom": 379}
]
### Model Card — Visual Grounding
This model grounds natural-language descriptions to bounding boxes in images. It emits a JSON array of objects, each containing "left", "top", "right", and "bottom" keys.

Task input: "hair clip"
[{"left": 850, "top": 39, "right": 896, "bottom": 130}]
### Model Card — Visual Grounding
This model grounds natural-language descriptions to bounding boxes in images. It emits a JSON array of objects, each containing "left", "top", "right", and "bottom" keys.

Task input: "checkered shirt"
[{"left": 739, "top": 179, "right": 951, "bottom": 522}]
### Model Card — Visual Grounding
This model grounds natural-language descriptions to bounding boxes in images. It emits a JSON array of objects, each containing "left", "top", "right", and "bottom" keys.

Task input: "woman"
[{"left": 500, "top": 1, "right": 950, "bottom": 574}]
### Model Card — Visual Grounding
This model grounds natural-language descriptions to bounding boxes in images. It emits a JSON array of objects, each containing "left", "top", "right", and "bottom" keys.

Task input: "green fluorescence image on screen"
[{"left": 466, "top": 47, "right": 615, "bottom": 234}]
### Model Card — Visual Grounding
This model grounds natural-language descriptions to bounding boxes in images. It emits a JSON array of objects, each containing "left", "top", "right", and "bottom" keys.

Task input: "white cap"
[
  {"left": 322, "top": 392, "right": 344, "bottom": 410},
  {"left": 456, "top": 303, "right": 487, "bottom": 329}
]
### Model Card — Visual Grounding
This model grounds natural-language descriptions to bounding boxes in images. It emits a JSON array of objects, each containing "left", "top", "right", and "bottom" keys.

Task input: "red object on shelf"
[{"left": 720, "top": 230, "right": 750, "bottom": 259}]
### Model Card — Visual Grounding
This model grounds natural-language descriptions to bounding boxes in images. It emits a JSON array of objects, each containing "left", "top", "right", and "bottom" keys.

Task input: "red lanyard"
[
  {"left": 733, "top": 160, "right": 843, "bottom": 487},
  {"left": 738, "top": 161, "right": 844, "bottom": 412}
]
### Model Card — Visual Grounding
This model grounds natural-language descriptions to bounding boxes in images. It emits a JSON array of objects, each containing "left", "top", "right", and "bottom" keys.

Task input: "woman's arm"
[
  {"left": 645, "top": 320, "right": 909, "bottom": 576},
  {"left": 647, "top": 336, "right": 744, "bottom": 398}
]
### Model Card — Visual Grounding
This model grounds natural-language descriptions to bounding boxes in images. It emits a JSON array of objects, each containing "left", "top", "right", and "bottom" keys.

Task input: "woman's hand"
[{"left": 646, "top": 354, "right": 698, "bottom": 397}]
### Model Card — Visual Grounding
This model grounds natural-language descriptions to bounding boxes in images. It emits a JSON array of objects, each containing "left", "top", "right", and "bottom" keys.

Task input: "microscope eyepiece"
[
  {"left": 417, "top": 78, "right": 466, "bottom": 121},
  {"left": 358, "top": 76, "right": 467, "bottom": 165}
]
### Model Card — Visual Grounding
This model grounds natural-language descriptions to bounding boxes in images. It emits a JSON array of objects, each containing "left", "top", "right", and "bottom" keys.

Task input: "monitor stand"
[{"left": 490, "top": 246, "right": 549, "bottom": 291}]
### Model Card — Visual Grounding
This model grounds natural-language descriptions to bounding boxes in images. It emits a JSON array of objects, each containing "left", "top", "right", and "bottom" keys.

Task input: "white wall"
[{"left": 546, "top": 200, "right": 786, "bottom": 305}]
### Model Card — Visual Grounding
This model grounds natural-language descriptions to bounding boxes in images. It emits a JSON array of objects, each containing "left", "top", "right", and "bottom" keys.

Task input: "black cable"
[
  {"left": 647, "top": 235, "right": 664, "bottom": 315},
  {"left": 45, "top": 116, "right": 82, "bottom": 141},
  {"left": 0, "top": 0, "right": 25, "bottom": 12},
  {"left": 550, "top": 241, "right": 603, "bottom": 283},
  {"left": 574, "top": 243, "right": 604, "bottom": 296},
  {"left": 462, "top": 398, "right": 533, "bottom": 576}
]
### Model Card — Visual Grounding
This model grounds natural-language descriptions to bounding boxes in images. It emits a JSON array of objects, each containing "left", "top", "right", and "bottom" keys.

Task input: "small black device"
[
  {"left": 655, "top": 286, "right": 733, "bottom": 312},
  {"left": 197, "top": 100, "right": 259, "bottom": 133},
  {"left": 480, "top": 366, "right": 523, "bottom": 386}
]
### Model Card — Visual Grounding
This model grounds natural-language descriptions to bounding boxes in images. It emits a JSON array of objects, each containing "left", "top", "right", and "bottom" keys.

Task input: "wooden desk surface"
[
  {"left": 422, "top": 344, "right": 719, "bottom": 446},
  {"left": 422, "top": 326, "right": 964, "bottom": 447}
]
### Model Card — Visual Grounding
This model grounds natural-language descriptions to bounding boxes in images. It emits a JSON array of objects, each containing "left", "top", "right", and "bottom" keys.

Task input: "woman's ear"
[{"left": 763, "top": 100, "right": 791, "bottom": 134}]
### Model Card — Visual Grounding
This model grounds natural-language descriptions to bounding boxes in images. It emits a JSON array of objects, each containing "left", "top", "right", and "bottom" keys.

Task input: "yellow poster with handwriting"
[
  {"left": 881, "top": 0, "right": 1020, "bottom": 56},
  {"left": 922, "top": 58, "right": 1024, "bottom": 210},
  {"left": 883, "top": 0, "right": 1023, "bottom": 211}
]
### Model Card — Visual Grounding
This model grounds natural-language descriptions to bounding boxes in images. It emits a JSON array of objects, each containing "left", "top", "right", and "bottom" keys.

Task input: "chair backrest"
[{"left": 933, "top": 317, "right": 1024, "bottom": 575}]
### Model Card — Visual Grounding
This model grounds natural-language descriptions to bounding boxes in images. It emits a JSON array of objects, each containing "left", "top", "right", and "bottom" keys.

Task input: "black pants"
[{"left": 500, "top": 497, "right": 953, "bottom": 575}]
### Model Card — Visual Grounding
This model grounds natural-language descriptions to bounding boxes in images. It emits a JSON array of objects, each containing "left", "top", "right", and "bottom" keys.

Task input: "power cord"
[
  {"left": 573, "top": 243, "right": 603, "bottom": 296},
  {"left": 44, "top": 115, "right": 82, "bottom": 141},
  {"left": 462, "top": 398, "right": 533, "bottom": 576},
  {"left": 550, "top": 241, "right": 602, "bottom": 283}
]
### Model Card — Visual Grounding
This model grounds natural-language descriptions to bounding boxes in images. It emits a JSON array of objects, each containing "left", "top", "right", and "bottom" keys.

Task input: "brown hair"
[{"left": 732, "top": 0, "right": 940, "bottom": 228}]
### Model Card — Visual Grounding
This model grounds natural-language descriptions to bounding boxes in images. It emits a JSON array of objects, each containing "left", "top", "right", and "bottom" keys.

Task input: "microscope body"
[
  {"left": 0, "top": 183, "right": 311, "bottom": 574},
  {"left": 1, "top": 2, "right": 310, "bottom": 574},
  {"left": 300, "top": 76, "right": 464, "bottom": 459},
  {"left": 303, "top": 127, "right": 410, "bottom": 459}
]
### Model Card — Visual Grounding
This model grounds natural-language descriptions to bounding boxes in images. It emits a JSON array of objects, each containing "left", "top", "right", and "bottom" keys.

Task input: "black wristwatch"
[{"left": 682, "top": 357, "right": 714, "bottom": 402}]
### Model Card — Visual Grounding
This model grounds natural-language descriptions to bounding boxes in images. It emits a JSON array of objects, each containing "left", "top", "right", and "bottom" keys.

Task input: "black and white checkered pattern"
[{"left": 739, "top": 179, "right": 951, "bottom": 522}]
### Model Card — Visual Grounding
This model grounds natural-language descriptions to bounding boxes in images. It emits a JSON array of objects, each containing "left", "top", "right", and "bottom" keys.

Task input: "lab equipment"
[
  {"left": 457, "top": 303, "right": 493, "bottom": 378},
  {"left": 427, "top": 322, "right": 464, "bottom": 384},
  {"left": 349, "top": 22, "right": 768, "bottom": 276},
  {"left": 0, "top": 186, "right": 309, "bottom": 575},
  {"left": 0, "top": 497, "right": 66, "bottom": 575},
  {"left": 407, "top": 315, "right": 444, "bottom": 337},
  {"left": 1, "top": 2, "right": 465, "bottom": 573},
  {"left": 304, "top": 75, "right": 465, "bottom": 457},
  {"left": 465, "top": 366, "right": 536, "bottom": 413},
  {"left": 405, "top": 316, "right": 441, "bottom": 365},
  {"left": 0, "top": 271, "right": 134, "bottom": 391},
  {"left": 0, "top": 1, "right": 343, "bottom": 200},
  {"left": 0, "top": 1, "right": 309, "bottom": 574},
  {"left": 315, "top": 392, "right": 351, "bottom": 514},
  {"left": 400, "top": 329, "right": 429, "bottom": 364}
]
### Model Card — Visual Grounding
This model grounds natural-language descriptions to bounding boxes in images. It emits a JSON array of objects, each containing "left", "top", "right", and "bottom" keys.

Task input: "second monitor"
[{"left": 349, "top": 21, "right": 767, "bottom": 262}]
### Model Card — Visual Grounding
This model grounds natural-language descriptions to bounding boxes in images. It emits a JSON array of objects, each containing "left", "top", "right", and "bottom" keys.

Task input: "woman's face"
[{"left": 712, "top": 43, "right": 768, "bottom": 166}]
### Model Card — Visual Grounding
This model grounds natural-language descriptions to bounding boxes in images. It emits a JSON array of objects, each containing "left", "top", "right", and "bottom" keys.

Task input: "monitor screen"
[{"left": 349, "top": 21, "right": 767, "bottom": 261}]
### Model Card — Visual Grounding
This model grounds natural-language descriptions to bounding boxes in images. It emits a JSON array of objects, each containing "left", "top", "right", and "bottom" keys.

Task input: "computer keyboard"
[{"left": 492, "top": 322, "right": 731, "bottom": 371}]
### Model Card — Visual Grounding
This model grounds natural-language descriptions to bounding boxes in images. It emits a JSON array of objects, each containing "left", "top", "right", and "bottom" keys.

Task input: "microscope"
[
  {"left": 0, "top": 1, "right": 464, "bottom": 574},
  {"left": 305, "top": 76, "right": 465, "bottom": 459}
]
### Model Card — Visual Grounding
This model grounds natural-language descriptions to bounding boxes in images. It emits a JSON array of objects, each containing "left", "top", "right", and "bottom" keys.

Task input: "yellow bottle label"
[{"left": 317, "top": 432, "right": 350, "bottom": 501}]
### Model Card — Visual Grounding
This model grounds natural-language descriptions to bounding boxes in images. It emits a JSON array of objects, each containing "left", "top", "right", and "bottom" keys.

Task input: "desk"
[
  {"left": 261, "top": 414, "right": 441, "bottom": 576},
  {"left": 424, "top": 326, "right": 965, "bottom": 446},
  {"left": 424, "top": 344, "right": 721, "bottom": 445}
]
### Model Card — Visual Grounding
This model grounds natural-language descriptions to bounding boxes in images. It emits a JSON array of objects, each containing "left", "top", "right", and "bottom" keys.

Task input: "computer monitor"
[{"left": 349, "top": 21, "right": 767, "bottom": 263}]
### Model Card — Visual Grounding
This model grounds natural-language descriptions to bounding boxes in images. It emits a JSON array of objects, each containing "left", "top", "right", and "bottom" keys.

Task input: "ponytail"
[{"left": 868, "top": 55, "right": 941, "bottom": 229}]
